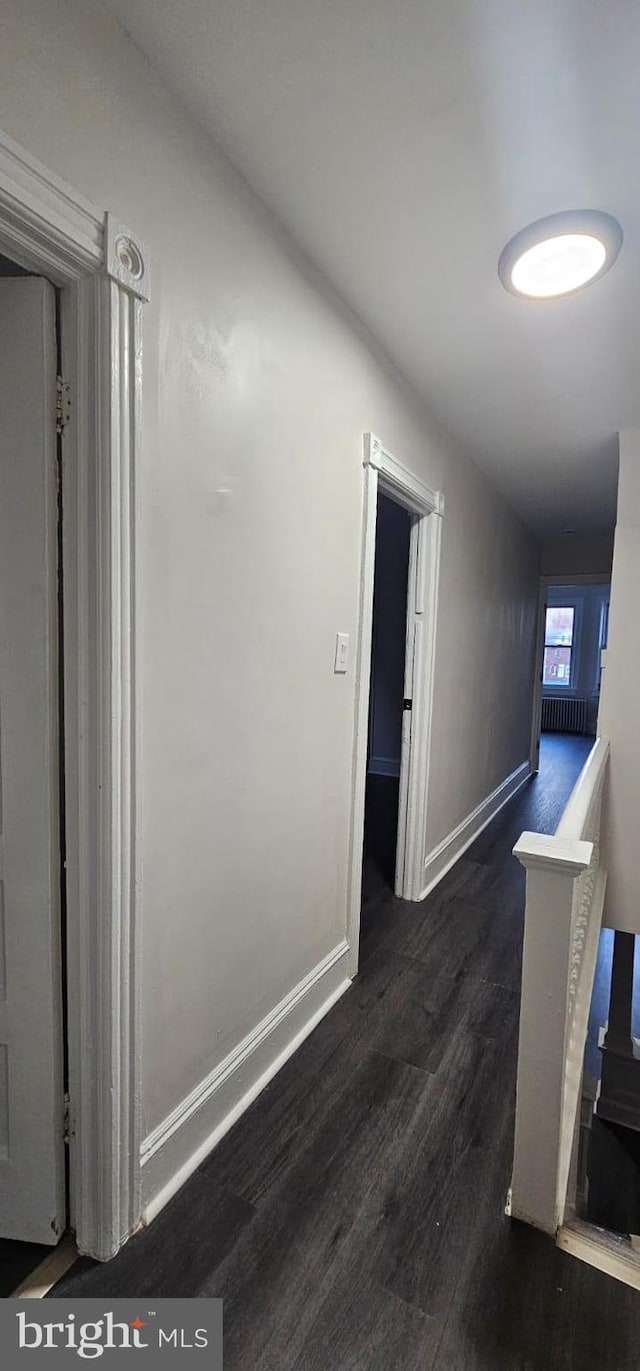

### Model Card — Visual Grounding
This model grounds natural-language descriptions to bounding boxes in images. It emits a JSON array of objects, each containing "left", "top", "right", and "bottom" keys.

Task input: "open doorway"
[
  {"left": 530, "top": 579, "right": 611, "bottom": 773},
  {"left": 347, "top": 434, "right": 443, "bottom": 976},
  {"left": 362, "top": 492, "right": 411, "bottom": 900}
]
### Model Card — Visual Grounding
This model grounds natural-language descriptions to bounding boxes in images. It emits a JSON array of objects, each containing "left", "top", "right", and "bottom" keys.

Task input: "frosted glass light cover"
[
  {"left": 498, "top": 210, "right": 622, "bottom": 299},
  {"left": 510, "top": 234, "right": 606, "bottom": 298}
]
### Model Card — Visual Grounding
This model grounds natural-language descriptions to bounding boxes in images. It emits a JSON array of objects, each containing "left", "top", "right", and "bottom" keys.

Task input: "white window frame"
[{"left": 542, "top": 593, "right": 583, "bottom": 694}]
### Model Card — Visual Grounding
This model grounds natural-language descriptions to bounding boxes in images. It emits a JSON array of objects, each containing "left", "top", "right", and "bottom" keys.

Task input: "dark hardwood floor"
[{"left": 49, "top": 733, "right": 640, "bottom": 1368}]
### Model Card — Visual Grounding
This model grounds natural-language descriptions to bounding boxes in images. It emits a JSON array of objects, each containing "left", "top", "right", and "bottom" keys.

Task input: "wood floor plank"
[
  {"left": 356, "top": 945, "right": 518, "bottom": 1074},
  {"left": 209, "top": 1052, "right": 439, "bottom": 1371},
  {"left": 379, "top": 891, "right": 518, "bottom": 988},
  {"left": 434, "top": 1199, "right": 640, "bottom": 1370},
  {"left": 204, "top": 940, "right": 488, "bottom": 1208},
  {"left": 205, "top": 943, "right": 516, "bottom": 1224},
  {"left": 201, "top": 988, "right": 373, "bottom": 1204},
  {"left": 293, "top": 1263, "right": 442, "bottom": 1371},
  {"left": 376, "top": 1132, "right": 512, "bottom": 1325},
  {"left": 47, "top": 1172, "right": 255, "bottom": 1298}
]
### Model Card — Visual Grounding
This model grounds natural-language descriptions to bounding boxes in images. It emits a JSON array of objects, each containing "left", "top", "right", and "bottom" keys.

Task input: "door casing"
[
  {"left": 347, "top": 433, "right": 443, "bottom": 977},
  {"left": 0, "top": 129, "right": 147, "bottom": 1260}
]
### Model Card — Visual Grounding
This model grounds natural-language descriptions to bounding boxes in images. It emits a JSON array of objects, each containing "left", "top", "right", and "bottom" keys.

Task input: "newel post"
[{"left": 510, "top": 832, "right": 592, "bottom": 1234}]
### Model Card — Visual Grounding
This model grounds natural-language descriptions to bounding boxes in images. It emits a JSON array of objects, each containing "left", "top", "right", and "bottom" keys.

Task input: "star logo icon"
[{"left": 129, "top": 1317, "right": 148, "bottom": 1329}]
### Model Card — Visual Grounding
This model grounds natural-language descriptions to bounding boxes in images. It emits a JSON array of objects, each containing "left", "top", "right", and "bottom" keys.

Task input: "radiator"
[{"left": 541, "top": 696, "right": 588, "bottom": 734}]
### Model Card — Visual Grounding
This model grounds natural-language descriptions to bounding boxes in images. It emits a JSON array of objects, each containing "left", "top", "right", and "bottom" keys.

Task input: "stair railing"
[{"left": 510, "top": 736, "right": 610, "bottom": 1235}]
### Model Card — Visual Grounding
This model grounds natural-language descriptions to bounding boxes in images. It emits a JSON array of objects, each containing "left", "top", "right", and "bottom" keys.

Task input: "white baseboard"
[
  {"left": 140, "top": 941, "right": 351, "bottom": 1224},
  {"left": 368, "top": 756, "right": 401, "bottom": 778},
  {"left": 419, "top": 760, "right": 531, "bottom": 901}
]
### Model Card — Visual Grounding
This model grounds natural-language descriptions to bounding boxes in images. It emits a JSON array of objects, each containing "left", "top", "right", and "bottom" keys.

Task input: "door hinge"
[
  {"left": 63, "top": 1092, "right": 73, "bottom": 1144},
  {"left": 403, "top": 698, "right": 413, "bottom": 711},
  {"left": 56, "top": 375, "right": 71, "bottom": 435}
]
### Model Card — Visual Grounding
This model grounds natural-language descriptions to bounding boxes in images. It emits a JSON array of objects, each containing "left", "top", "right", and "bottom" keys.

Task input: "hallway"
[{"left": 50, "top": 735, "right": 640, "bottom": 1368}]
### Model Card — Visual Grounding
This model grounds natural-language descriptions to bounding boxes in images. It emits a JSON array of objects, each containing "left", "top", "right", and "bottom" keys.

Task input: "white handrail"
[
  {"left": 510, "top": 735, "right": 609, "bottom": 1236},
  {"left": 556, "top": 735, "right": 610, "bottom": 841}
]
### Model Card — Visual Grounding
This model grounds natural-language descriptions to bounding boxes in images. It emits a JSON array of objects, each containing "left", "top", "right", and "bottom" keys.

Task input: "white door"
[
  {"left": 394, "top": 515, "right": 418, "bottom": 896},
  {"left": 395, "top": 510, "right": 434, "bottom": 901},
  {"left": 0, "top": 277, "right": 65, "bottom": 1243}
]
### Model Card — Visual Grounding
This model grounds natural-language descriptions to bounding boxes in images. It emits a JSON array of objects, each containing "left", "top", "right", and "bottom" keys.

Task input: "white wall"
[
  {"left": 0, "top": 0, "right": 539, "bottom": 1141},
  {"left": 368, "top": 494, "right": 410, "bottom": 777},
  {"left": 426, "top": 460, "right": 539, "bottom": 846},
  {"left": 600, "top": 431, "right": 640, "bottom": 934}
]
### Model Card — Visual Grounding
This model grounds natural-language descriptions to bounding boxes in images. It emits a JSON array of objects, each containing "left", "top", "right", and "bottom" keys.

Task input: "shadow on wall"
[{"left": 540, "top": 531, "right": 614, "bottom": 581}]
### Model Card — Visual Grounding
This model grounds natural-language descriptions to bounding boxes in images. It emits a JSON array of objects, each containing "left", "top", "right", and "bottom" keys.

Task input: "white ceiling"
[{"left": 99, "top": 0, "right": 640, "bottom": 537}]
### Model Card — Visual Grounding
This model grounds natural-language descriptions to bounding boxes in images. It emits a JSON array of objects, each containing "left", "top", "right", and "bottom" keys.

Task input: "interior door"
[
  {"left": 394, "top": 514, "right": 418, "bottom": 896},
  {"left": 0, "top": 277, "right": 65, "bottom": 1243}
]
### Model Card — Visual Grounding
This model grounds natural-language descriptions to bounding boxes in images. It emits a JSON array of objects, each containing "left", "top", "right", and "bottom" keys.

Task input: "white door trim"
[
  {"left": 529, "top": 580, "right": 546, "bottom": 774},
  {"left": 0, "top": 129, "right": 147, "bottom": 1259},
  {"left": 347, "top": 433, "right": 443, "bottom": 976}
]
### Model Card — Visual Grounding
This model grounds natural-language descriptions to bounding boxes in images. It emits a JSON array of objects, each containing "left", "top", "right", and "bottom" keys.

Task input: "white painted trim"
[
  {"left": 0, "top": 130, "right": 102, "bottom": 280},
  {"left": 0, "top": 127, "right": 147, "bottom": 1260},
  {"left": 513, "top": 739, "right": 609, "bottom": 881},
  {"left": 512, "top": 832, "right": 593, "bottom": 876},
  {"left": 140, "top": 942, "right": 351, "bottom": 1223},
  {"left": 347, "top": 458, "right": 379, "bottom": 977},
  {"left": 366, "top": 432, "right": 443, "bottom": 516},
  {"left": 347, "top": 433, "right": 443, "bottom": 976},
  {"left": 558, "top": 1220, "right": 640, "bottom": 1292},
  {"left": 368, "top": 756, "right": 401, "bottom": 778},
  {"left": 555, "top": 867, "right": 606, "bottom": 1221},
  {"left": 393, "top": 516, "right": 419, "bottom": 897},
  {"left": 106, "top": 213, "right": 150, "bottom": 302},
  {"left": 510, "top": 737, "right": 608, "bottom": 1236},
  {"left": 530, "top": 581, "right": 546, "bottom": 773},
  {"left": 556, "top": 735, "right": 609, "bottom": 839},
  {"left": 403, "top": 503, "right": 443, "bottom": 901},
  {"left": 419, "top": 761, "right": 531, "bottom": 900}
]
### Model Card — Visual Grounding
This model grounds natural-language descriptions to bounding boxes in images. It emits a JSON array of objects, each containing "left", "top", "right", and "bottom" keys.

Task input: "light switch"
[{"left": 334, "top": 632, "right": 350, "bottom": 673}]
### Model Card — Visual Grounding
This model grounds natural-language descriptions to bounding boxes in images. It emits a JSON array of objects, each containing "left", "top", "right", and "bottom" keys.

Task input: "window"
[{"left": 543, "top": 605, "right": 575, "bottom": 687}]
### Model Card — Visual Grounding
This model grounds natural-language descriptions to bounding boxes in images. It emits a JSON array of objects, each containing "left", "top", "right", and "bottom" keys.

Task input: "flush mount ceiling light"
[{"left": 498, "top": 209, "right": 623, "bottom": 299}]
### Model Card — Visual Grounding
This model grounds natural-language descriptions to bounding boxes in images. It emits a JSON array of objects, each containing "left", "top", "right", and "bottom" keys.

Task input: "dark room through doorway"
[{"left": 361, "top": 491, "right": 411, "bottom": 903}]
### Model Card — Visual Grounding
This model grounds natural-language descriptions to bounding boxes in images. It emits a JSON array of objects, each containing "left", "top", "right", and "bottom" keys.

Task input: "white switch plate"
[{"left": 334, "top": 632, "right": 349, "bottom": 673}]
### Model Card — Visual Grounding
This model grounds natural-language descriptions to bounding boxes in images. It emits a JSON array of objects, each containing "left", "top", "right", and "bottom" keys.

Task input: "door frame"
[
  {"left": 347, "top": 433, "right": 443, "bottom": 976},
  {"left": 529, "top": 581, "right": 547, "bottom": 774},
  {"left": 530, "top": 573, "right": 612, "bottom": 773},
  {"left": 0, "top": 129, "right": 147, "bottom": 1259}
]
